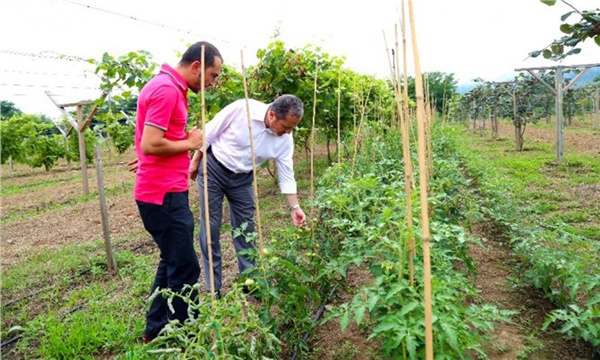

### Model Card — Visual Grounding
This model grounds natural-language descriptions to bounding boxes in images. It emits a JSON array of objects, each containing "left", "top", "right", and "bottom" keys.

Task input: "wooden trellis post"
[
  {"left": 46, "top": 91, "right": 107, "bottom": 194},
  {"left": 514, "top": 63, "right": 599, "bottom": 163}
]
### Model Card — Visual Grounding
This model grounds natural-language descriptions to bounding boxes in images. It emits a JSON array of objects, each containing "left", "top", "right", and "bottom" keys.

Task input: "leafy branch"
[{"left": 530, "top": 0, "right": 600, "bottom": 61}]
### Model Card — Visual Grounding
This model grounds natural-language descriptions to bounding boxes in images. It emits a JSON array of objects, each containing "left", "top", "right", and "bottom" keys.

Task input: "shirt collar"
[{"left": 159, "top": 64, "right": 188, "bottom": 95}]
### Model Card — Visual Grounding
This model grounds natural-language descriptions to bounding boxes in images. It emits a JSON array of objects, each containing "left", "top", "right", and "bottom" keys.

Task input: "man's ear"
[{"left": 192, "top": 60, "right": 202, "bottom": 74}]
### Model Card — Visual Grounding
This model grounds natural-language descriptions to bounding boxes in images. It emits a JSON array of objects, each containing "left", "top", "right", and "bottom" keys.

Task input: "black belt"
[{"left": 207, "top": 147, "right": 235, "bottom": 174}]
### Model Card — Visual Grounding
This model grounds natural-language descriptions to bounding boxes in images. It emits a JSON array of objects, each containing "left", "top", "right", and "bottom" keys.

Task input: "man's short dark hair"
[
  {"left": 270, "top": 94, "right": 304, "bottom": 120},
  {"left": 180, "top": 41, "right": 222, "bottom": 68}
]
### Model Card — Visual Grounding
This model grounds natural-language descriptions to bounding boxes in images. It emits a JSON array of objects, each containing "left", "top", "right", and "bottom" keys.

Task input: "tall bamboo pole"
[
  {"left": 407, "top": 0, "right": 434, "bottom": 358},
  {"left": 350, "top": 86, "right": 371, "bottom": 177},
  {"left": 310, "top": 63, "right": 318, "bottom": 242},
  {"left": 424, "top": 75, "right": 433, "bottom": 181},
  {"left": 199, "top": 46, "right": 217, "bottom": 304},
  {"left": 337, "top": 70, "right": 342, "bottom": 184},
  {"left": 397, "top": 17, "right": 416, "bottom": 286},
  {"left": 240, "top": 51, "right": 264, "bottom": 253}
]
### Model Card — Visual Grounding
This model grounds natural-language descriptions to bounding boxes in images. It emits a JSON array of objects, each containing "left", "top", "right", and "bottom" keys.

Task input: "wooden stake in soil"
[
  {"left": 199, "top": 45, "right": 217, "bottom": 304},
  {"left": 337, "top": 70, "right": 342, "bottom": 185},
  {"left": 396, "top": 19, "right": 416, "bottom": 286},
  {"left": 407, "top": 0, "right": 434, "bottom": 358},
  {"left": 310, "top": 63, "right": 318, "bottom": 240},
  {"left": 350, "top": 86, "right": 372, "bottom": 178},
  {"left": 240, "top": 51, "right": 264, "bottom": 253},
  {"left": 94, "top": 146, "right": 117, "bottom": 273}
]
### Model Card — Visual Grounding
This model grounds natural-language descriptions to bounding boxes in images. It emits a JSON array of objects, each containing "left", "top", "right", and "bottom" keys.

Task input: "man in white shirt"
[{"left": 189, "top": 94, "right": 306, "bottom": 297}]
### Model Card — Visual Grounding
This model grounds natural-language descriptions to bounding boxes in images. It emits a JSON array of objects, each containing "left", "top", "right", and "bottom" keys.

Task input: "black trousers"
[{"left": 136, "top": 191, "right": 200, "bottom": 338}]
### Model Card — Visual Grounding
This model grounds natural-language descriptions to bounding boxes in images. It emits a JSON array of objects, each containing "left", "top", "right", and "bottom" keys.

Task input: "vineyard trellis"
[{"left": 514, "top": 62, "right": 600, "bottom": 163}]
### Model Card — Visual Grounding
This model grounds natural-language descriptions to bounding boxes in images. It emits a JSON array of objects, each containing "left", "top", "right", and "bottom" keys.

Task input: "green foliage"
[
  {"left": 1, "top": 114, "right": 65, "bottom": 170},
  {"left": 188, "top": 64, "right": 245, "bottom": 122},
  {"left": 96, "top": 111, "right": 134, "bottom": 154},
  {"left": 93, "top": 50, "right": 157, "bottom": 94},
  {"left": 407, "top": 72, "right": 457, "bottom": 115},
  {"left": 543, "top": 292, "right": 600, "bottom": 346},
  {"left": 148, "top": 285, "right": 281, "bottom": 359},
  {"left": 67, "top": 128, "right": 96, "bottom": 163},
  {"left": 22, "top": 132, "right": 66, "bottom": 172},
  {"left": 530, "top": 1, "right": 600, "bottom": 60},
  {"left": 250, "top": 40, "right": 379, "bottom": 159},
  {"left": 1, "top": 113, "right": 31, "bottom": 164},
  {"left": 1, "top": 100, "right": 22, "bottom": 120},
  {"left": 315, "top": 128, "right": 508, "bottom": 358}
]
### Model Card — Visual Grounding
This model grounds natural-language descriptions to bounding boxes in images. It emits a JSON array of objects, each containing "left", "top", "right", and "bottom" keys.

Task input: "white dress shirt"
[{"left": 205, "top": 99, "right": 297, "bottom": 194}]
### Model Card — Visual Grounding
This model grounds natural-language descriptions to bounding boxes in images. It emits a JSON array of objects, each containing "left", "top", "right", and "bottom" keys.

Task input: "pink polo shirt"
[{"left": 134, "top": 64, "right": 191, "bottom": 205}]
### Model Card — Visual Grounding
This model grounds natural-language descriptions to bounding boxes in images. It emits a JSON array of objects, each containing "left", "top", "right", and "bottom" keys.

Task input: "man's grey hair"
[{"left": 270, "top": 94, "right": 304, "bottom": 120}]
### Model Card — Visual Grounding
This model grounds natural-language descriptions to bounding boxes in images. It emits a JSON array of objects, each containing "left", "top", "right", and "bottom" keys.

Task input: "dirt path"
[{"left": 469, "top": 223, "right": 592, "bottom": 360}]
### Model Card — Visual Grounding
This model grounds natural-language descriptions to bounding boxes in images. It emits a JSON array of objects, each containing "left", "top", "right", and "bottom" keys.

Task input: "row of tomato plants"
[
  {"left": 147, "top": 123, "right": 510, "bottom": 359},
  {"left": 447, "top": 126, "right": 599, "bottom": 351}
]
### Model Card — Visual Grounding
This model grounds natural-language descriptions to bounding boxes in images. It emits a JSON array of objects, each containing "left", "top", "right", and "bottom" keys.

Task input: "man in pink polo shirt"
[{"left": 134, "top": 41, "right": 222, "bottom": 343}]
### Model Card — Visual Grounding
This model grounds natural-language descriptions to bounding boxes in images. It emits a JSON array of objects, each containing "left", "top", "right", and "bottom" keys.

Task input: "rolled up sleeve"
[{"left": 276, "top": 137, "right": 297, "bottom": 194}]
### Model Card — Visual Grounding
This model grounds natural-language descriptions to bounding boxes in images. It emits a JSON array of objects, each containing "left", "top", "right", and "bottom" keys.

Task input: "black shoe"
[{"left": 142, "top": 334, "right": 155, "bottom": 344}]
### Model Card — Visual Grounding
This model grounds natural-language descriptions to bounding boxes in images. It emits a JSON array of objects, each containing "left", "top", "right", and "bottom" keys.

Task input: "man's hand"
[
  {"left": 189, "top": 150, "right": 204, "bottom": 181},
  {"left": 186, "top": 127, "right": 203, "bottom": 150},
  {"left": 127, "top": 157, "right": 138, "bottom": 173},
  {"left": 291, "top": 206, "right": 306, "bottom": 228}
]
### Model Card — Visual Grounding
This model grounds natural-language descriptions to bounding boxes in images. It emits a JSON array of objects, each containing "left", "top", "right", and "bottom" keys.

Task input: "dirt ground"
[{"left": 496, "top": 119, "right": 600, "bottom": 155}]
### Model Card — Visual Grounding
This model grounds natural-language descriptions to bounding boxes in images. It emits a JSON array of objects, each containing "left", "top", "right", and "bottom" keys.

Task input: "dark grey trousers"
[{"left": 197, "top": 150, "right": 257, "bottom": 292}]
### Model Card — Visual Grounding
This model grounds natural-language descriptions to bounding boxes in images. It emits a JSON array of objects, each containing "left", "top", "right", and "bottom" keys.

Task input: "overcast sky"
[{"left": 1, "top": 0, "right": 598, "bottom": 117}]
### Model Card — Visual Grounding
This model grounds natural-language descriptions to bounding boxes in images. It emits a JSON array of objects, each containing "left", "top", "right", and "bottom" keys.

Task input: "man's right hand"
[{"left": 186, "top": 127, "right": 203, "bottom": 150}]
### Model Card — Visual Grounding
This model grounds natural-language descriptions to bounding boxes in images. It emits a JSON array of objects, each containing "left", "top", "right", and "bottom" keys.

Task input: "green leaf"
[
  {"left": 560, "top": 23, "right": 574, "bottom": 34},
  {"left": 340, "top": 310, "right": 350, "bottom": 331},
  {"left": 543, "top": 49, "right": 553, "bottom": 59},
  {"left": 354, "top": 305, "right": 366, "bottom": 326},
  {"left": 595, "top": 35, "right": 600, "bottom": 46},
  {"left": 560, "top": 11, "right": 574, "bottom": 21},
  {"left": 530, "top": 50, "right": 542, "bottom": 58},
  {"left": 540, "top": 0, "right": 557, "bottom": 5},
  {"left": 441, "top": 322, "right": 459, "bottom": 351},
  {"left": 367, "top": 294, "right": 380, "bottom": 311},
  {"left": 399, "top": 301, "right": 420, "bottom": 317}
]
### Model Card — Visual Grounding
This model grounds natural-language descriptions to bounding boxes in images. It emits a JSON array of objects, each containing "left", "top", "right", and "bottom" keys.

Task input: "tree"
[
  {"left": 530, "top": 0, "right": 600, "bottom": 60},
  {"left": 407, "top": 72, "right": 457, "bottom": 115},
  {"left": 1, "top": 114, "right": 66, "bottom": 171},
  {"left": 1, "top": 101, "right": 22, "bottom": 121}
]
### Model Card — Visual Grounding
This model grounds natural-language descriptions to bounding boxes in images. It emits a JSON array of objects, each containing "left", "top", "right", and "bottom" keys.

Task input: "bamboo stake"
[
  {"left": 199, "top": 45, "right": 217, "bottom": 305},
  {"left": 396, "top": 19, "right": 416, "bottom": 286},
  {"left": 407, "top": 0, "right": 434, "bottom": 358},
  {"left": 424, "top": 75, "right": 433, "bottom": 182},
  {"left": 400, "top": 4, "right": 416, "bottom": 190},
  {"left": 310, "top": 62, "right": 318, "bottom": 242},
  {"left": 350, "top": 86, "right": 371, "bottom": 177},
  {"left": 337, "top": 70, "right": 342, "bottom": 186},
  {"left": 240, "top": 51, "right": 264, "bottom": 253}
]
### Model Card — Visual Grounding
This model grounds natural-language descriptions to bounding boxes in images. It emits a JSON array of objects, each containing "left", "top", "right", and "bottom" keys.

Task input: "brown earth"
[{"left": 496, "top": 119, "right": 600, "bottom": 155}]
